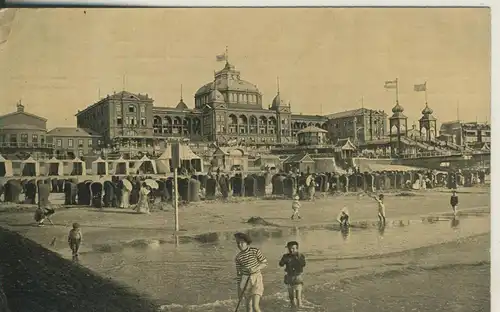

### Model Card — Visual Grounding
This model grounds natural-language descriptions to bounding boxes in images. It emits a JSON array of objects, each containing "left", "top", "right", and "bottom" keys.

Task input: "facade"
[
  {"left": 0, "top": 102, "right": 53, "bottom": 158},
  {"left": 76, "top": 59, "right": 327, "bottom": 156},
  {"left": 439, "top": 120, "right": 491, "bottom": 148},
  {"left": 326, "top": 108, "right": 388, "bottom": 145},
  {"left": 47, "top": 127, "right": 102, "bottom": 159}
]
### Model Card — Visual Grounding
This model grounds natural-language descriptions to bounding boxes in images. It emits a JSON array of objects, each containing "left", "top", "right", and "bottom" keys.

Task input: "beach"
[{"left": 0, "top": 187, "right": 491, "bottom": 311}]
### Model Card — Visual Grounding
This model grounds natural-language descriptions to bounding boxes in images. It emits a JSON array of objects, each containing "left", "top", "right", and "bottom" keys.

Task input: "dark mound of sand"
[
  {"left": 0, "top": 227, "right": 159, "bottom": 312},
  {"left": 246, "top": 216, "right": 278, "bottom": 226},
  {"left": 395, "top": 191, "right": 419, "bottom": 197}
]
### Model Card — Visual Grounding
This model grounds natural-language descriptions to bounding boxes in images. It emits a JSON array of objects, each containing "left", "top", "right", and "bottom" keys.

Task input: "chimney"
[{"left": 16, "top": 102, "right": 24, "bottom": 113}]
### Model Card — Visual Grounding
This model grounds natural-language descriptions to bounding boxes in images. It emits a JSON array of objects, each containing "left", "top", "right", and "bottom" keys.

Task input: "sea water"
[{"left": 75, "top": 214, "right": 490, "bottom": 312}]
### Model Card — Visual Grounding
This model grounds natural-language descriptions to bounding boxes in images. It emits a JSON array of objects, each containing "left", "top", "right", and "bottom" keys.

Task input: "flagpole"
[
  {"left": 395, "top": 78, "right": 399, "bottom": 103},
  {"left": 424, "top": 81, "right": 428, "bottom": 104},
  {"left": 457, "top": 101, "right": 460, "bottom": 121},
  {"left": 225, "top": 45, "right": 229, "bottom": 64}
]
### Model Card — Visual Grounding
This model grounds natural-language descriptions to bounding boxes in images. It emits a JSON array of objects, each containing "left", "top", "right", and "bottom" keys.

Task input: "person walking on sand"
[
  {"left": 291, "top": 195, "right": 302, "bottom": 220},
  {"left": 279, "top": 241, "right": 306, "bottom": 309},
  {"left": 234, "top": 232, "right": 268, "bottom": 312},
  {"left": 135, "top": 182, "right": 151, "bottom": 214},
  {"left": 68, "top": 223, "right": 83, "bottom": 261},
  {"left": 450, "top": 190, "right": 459, "bottom": 216},
  {"left": 372, "top": 194, "right": 386, "bottom": 225}
]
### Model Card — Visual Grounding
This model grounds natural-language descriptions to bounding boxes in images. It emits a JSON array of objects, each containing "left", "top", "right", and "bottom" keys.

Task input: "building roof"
[
  {"left": 283, "top": 152, "right": 315, "bottom": 164},
  {"left": 195, "top": 62, "right": 260, "bottom": 96},
  {"left": 76, "top": 90, "right": 152, "bottom": 117},
  {"left": 297, "top": 125, "right": 328, "bottom": 134},
  {"left": 0, "top": 124, "right": 46, "bottom": 131},
  {"left": 326, "top": 108, "right": 386, "bottom": 119},
  {"left": 47, "top": 127, "right": 101, "bottom": 137},
  {"left": 335, "top": 138, "right": 357, "bottom": 150},
  {"left": 0, "top": 110, "right": 47, "bottom": 122},
  {"left": 175, "top": 99, "right": 189, "bottom": 110}
]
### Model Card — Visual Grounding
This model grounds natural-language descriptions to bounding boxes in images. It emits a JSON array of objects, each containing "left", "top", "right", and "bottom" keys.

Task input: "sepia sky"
[{"left": 0, "top": 8, "right": 491, "bottom": 129}]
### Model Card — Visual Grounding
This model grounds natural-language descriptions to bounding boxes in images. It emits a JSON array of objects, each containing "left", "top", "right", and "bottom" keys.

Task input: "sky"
[{"left": 0, "top": 8, "right": 491, "bottom": 129}]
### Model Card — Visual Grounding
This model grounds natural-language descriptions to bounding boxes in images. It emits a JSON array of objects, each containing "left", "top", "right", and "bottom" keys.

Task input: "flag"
[
  {"left": 384, "top": 80, "right": 397, "bottom": 89},
  {"left": 414, "top": 83, "right": 427, "bottom": 92},
  {"left": 216, "top": 53, "right": 226, "bottom": 62}
]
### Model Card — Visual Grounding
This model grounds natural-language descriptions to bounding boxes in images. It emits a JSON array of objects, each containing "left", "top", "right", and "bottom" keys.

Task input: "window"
[
  {"left": 141, "top": 118, "right": 146, "bottom": 126},
  {"left": 56, "top": 139, "right": 62, "bottom": 147},
  {"left": 78, "top": 139, "right": 84, "bottom": 147},
  {"left": 20, "top": 133, "right": 28, "bottom": 142},
  {"left": 32, "top": 134, "right": 38, "bottom": 143},
  {"left": 140, "top": 106, "right": 145, "bottom": 113},
  {"left": 128, "top": 105, "right": 135, "bottom": 113},
  {"left": 78, "top": 150, "right": 84, "bottom": 157},
  {"left": 68, "top": 139, "right": 74, "bottom": 148},
  {"left": 116, "top": 104, "right": 122, "bottom": 113},
  {"left": 88, "top": 139, "right": 93, "bottom": 147},
  {"left": 127, "top": 117, "right": 137, "bottom": 125},
  {"left": 117, "top": 118, "right": 123, "bottom": 125}
]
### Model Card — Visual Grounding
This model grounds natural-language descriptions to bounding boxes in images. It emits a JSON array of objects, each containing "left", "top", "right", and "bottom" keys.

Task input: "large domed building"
[{"left": 76, "top": 57, "right": 327, "bottom": 155}]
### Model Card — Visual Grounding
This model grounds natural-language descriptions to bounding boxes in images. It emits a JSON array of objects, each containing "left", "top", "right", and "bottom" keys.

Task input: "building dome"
[
  {"left": 208, "top": 87, "right": 224, "bottom": 102},
  {"left": 271, "top": 93, "right": 284, "bottom": 109},
  {"left": 194, "top": 61, "right": 261, "bottom": 108},
  {"left": 421, "top": 103, "right": 433, "bottom": 115},
  {"left": 392, "top": 103, "right": 404, "bottom": 113}
]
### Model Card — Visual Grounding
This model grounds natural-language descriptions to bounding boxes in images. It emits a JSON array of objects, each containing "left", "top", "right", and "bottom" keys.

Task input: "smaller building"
[
  {"left": 211, "top": 146, "right": 248, "bottom": 171},
  {"left": 439, "top": 120, "right": 491, "bottom": 148},
  {"left": 297, "top": 126, "right": 328, "bottom": 146},
  {"left": 283, "top": 152, "right": 315, "bottom": 173},
  {"left": 326, "top": 108, "right": 388, "bottom": 145},
  {"left": 0, "top": 102, "right": 53, "bottom": 159},
  {"left": 47, "top": 127, "right": 103, "bottom": 159}
]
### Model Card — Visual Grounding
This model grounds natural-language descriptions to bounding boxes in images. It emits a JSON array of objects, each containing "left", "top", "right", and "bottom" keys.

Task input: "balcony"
[{"left": 0, "top": 142, "right": 54, "bottom": 149}]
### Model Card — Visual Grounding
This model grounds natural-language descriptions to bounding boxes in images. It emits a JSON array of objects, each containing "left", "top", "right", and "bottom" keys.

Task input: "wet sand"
[{"left": 0, "top": 187, "right": 491, "bottom": 311}]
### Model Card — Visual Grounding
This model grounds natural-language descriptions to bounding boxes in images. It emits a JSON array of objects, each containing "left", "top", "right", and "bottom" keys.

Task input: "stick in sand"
[{"left": 234, "top": 275, "right": 251, "bottom": 312}]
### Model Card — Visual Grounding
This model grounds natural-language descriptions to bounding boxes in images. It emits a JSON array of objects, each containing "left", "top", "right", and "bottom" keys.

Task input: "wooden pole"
[{"left": 173, "top": 167, "right": 179, "bottom": 232}]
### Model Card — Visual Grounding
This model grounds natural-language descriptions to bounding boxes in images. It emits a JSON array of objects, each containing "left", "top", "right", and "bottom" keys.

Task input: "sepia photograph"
[{"left": 0, "top": 6, "right": 492, "bottom": 312}]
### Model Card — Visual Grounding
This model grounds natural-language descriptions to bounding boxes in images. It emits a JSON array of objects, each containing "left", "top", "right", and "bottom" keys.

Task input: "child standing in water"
[
  {"left": 372, "top": 194, "right": 386, "bottom": 225},
  {"left": 234, "top": 232, "right": 268, "bottom": 312},
  {"left": 450, "top": 190, "right": 459, "bottom": 216},
  {"left": 291, "top": 195, "right": 302, "bottom": 220},
  {"left": 68, "top": 223, "right": 83, "bottom": 261},
  {"left": 279, "top": 241, "right": 306, "bottom": 309},
  {"left": 337, "top": 207, "right": 350, "bottom": 227}
]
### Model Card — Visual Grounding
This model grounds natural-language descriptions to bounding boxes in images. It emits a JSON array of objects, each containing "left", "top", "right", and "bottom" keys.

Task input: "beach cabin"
[
  {"left": 92, "top": 157, "right": 109, "bottom": 176},
  {"left": 44, "top": 157, "right": 64, "bottom": 176},
  {"left": 0, "top": 154, "right": 13, "bottom": 177},
  {"left": 108, "top": 156, "right": 129, "bottom": 175},
  {"left": 63, "top": 157, "right": 86, "bottom": 176},
  {"left": 130, "top": 155, "right": 157, "bottom": 175},
  {"left": 21, "top": 156, "right": 40, "bottom": 177},
  {"left": 211, "top": 147, "right": 247, "bottom": 171}
]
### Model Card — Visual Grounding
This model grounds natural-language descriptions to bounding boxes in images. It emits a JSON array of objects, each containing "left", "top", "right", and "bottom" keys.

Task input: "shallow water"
[{"left": 70, "top": 214, "right": 490, "bottom": 312}]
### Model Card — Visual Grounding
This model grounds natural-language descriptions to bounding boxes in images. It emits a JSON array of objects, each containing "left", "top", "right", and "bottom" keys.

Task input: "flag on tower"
[
  {"left": 216, "top": 53, "right": 226, "bottom": 62},
  {"left": 384, "top": 80, "right": 398, "bottom": 89},
  {"left": 414, "top": 83, "right": 427, "bottom": 92}
]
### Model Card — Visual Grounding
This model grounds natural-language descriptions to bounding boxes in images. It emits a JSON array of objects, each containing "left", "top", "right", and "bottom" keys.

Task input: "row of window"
[
  {"left": 116, "top": 103, "right": 146, "bottom": 114},
  {"left": 117, "top": 117, "right": 147, "bottom": 126},
  {"left": 0, "top": 134, "right": 46, "bottom": 144},
  {"left": 55, "top": 138, "right": 94, "bottom": 148},
  {"left": 196, "top": 92, "right": 259, "bottom": 107}
]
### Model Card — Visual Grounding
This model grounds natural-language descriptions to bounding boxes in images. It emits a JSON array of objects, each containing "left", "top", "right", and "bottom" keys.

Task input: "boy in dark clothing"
[
  {"left": 450, "top": 190, "right": 459, "bottom": 216},
  {"left": 68, "top": 223, "right": 83, "bottom": 261},
  {"left": 279, "top": 241, "right": 306, "bottom": 308}
]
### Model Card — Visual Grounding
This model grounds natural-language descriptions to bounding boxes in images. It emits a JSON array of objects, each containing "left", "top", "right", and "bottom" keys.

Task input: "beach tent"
[
  {"left": 155, "top": 148, "right": 171, "bottom": 174},
  {"left": 0, "top": 154, "right": 13, "bottom": 177},
  {"left": 92, "top": 157, "right": 109, "bottom": 175},
  {"left": 179, "top": 145, "right": 203, "bottom": 172},
  {"left": 43, "top": 157, "right": 64, "bottom": 176},
  {"left": 130, "top": 155, "right": 157, "bottom": 175},
  {"left": 63, "top": 157, "right": 87, "bottom": 176},
  {"left": 109, "top": 156, "right": 129, "bottom": 175},
  {"left": 21, "top": 156, "right": 40, "bottom": 177}
]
